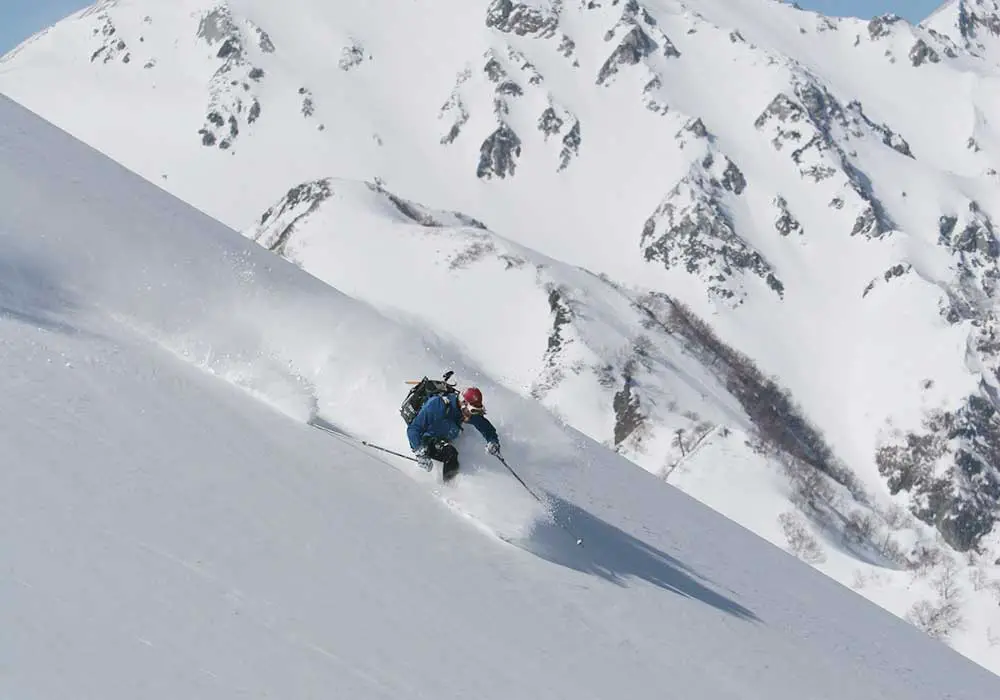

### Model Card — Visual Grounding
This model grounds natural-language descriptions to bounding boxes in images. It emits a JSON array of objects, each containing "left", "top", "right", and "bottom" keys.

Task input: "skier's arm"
[
  {"left": 407, "top": 401, "right": 431, "bottom": 451},
  {"left": 467, "top": 414, "right": 499, "bottom": 446},
  {"left": 407, "top": 396, "right": 444, "bottom": 451}
]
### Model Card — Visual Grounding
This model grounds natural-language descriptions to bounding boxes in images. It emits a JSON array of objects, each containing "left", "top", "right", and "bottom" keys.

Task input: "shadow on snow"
[
  {"left": 517, "top": 491, "right": 761, "bottom": 623},
  {"left": 0, "top": 249, "right": 87, "bottom": 336}
]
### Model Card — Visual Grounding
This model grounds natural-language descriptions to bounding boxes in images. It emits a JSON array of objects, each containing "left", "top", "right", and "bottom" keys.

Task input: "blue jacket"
[{"left": 407, "top": 394, "right": 499, "bottom": 451}]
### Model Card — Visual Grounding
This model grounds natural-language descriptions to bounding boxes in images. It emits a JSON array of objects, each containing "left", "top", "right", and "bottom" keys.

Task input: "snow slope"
[
  {"left": 6, "top": 92, "right": 1000, "bottom": 700},
  {"left": 8, "top": 0, "right": 1000, "bottom": 674}
]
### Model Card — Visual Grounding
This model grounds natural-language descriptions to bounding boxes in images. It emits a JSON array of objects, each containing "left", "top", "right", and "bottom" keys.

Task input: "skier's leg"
[{"left": 437, "top": 443, "right": 460, "bottom": 481}]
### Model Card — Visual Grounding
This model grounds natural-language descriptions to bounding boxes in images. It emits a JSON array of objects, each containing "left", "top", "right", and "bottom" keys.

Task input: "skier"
[{"left": 406, "top": 386, "right": 501, "bottom": 481}]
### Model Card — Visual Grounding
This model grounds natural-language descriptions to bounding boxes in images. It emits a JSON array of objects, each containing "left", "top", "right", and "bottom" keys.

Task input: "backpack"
[{"left": 400, "top": 371, "right": 459, "bottom": 424}]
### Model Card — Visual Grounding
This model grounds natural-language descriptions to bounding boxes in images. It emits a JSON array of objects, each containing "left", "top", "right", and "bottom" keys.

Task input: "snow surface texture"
[
  {"left": 5, "top": 0, "right": 1000, "bottom": 673},
  {"left": 4, "top": 91, "right": 1000, "bottom": 700}
]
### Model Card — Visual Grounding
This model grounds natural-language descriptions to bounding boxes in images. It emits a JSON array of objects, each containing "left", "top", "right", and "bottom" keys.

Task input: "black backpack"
[{"left": 400, "top": 371, "right": 458, "bottom": 424}]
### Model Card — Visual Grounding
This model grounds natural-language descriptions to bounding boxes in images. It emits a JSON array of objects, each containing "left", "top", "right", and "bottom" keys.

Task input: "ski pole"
[
  {"left": 495, "top": 454, "right": 584, "bottom": 547},
  {"left": 496, "top": 454, "right": 545, "bottom": 505},
  {"left": 310, "top": 419, "right": 419, "bottom": 463},
  {"left": 361, "top": 440, "right": 420, "bottom": 463}
]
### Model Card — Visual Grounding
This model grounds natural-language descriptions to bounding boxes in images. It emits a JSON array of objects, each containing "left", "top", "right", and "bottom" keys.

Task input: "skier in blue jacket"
[{"left": 407, "top": 386, "right": 501, "bottom": 481}]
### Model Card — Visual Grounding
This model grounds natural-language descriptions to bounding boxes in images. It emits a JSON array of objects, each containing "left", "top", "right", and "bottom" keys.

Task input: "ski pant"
[{"left": 426, "top": 440, "right": 459, "bottom": 479}]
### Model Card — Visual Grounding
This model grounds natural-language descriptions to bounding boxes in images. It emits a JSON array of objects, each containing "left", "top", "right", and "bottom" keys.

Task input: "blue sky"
[
  {"left": 1, "top": 1, "right": 89, "bottom": 55},
  {"left": 794, "top": 0, "right": 943, "bottom": 23},
  {"left": 0, "top": 0, "right": 949, "bottom": 56}
]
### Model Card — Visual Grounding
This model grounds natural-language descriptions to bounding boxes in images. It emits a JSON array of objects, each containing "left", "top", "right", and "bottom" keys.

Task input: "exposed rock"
[
  {"left": 559, "top": 120, "right": 581, "bottom": 171},
  {"left": 910, "top": 39, "right": 941, "bottom": 66},
  {"left": 252, "top": 23, "right": 275, "bottom": 53},
  {"left": 250, "top": 179, "right": 333, "bottom": 255},
  {"left": 642, "top": 76, "right": 669, "bottom": 114},
  {"left": 438, "top": 71, "right": 472, "bottom": 145},
  {"left": 195, "top": 6, "right": 266, "bottom": 149},
  {"left": 538, "top": 106, "right": 564, "bottom": 137},
  {"left": 531, "top": 284, "right": 575, "bottom": 399},
  {"left": 339, "top": 41, "right": 366, "bottom": 71},
  {"left": 774, "top": 196, "right": 803, "bottom": 236},
  {"left": 683, "top": 117, "right": 708, "bottom": 139},
  {"left": 641, "top": 153, "right": 783, "bottom": 303},
  {"left": 89, "top": 12, "right": 130, "bottom": 64},
  {"left": 613, "top": 368, "right": 645, "bottom": 447},
  {"left": 955, "top": 0, "right": 1000, "bottom": 40},
  {"left": 938, "top": 201, "right": 1000, "bottom": 322},
  {"left": 872, "top": 197, "right": 1000, "bottom": 551},
  {"left": 597, "top": 2, "right": 679, "bottom": 87},
  {"left": 496, "top": 80, "right": 523, "bottom": 97},
  {"left": 506, "top": 46, "right": 544, "bottom": 84},
  {"left": 477, "top": 123, "right": 522, "bottom": 179},
  {"left": 597, "top": 25, "right": 657, "bottom": 85},
  {"left": 868, "top": 14, "right": 903, "bottom": 40},
  {"left": 299, "top": 87, "right": 315, "bottom": 117},
  {"left": 755, "top": 79, "right": 901, "bottom": 240},
  {"left": 816, "top": 17, "right": 839, "bottom": 33},
  {"left": 486, "top": 0, "right": 561, "bottom": 38},
  {"left": 861, "top": 263, "right": 911, "bottom": 297},
  {"left": 721, "top": 159, "right": 747, "bottom": 195},
  {"left": 877, "top": 395, "right": 1000, "bottom": 552},
  {"left": 367, "top": 179, "right": 488, "bottom": 230},
  {"left": 558, "top": 33, "right": 577, "bottom": 60}
]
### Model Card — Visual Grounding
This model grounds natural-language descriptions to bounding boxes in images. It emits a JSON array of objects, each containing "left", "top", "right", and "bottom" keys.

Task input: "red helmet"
[{"left": 461, "top": 387, "right": 484, "bottom": 410}]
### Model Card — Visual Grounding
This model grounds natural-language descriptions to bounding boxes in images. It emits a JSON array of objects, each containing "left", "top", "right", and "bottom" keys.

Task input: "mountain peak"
[{"left": 924, "top": 0, "right": 1000, "bottom": 47}]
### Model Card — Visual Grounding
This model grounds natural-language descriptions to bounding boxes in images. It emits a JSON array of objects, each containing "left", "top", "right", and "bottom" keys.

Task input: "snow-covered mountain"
[
  {"left": 5, "top": 0, "right": 1000, "bottom": 673},
  {"left": 6, "top": 87, "right": 1000, "bottom": 700}
]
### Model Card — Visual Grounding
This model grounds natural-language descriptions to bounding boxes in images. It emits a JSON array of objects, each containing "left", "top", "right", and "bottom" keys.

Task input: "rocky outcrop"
[
  {"left": 875, "top": 199, "right": 1000, "bottom": 552},
  {"left": 298, "top": 87, "right": 315, "bottom": 117},
  {"left": 613, "top": 362, "right": 645, "bottom": 448},
  {"left": 861, "top": 263, "right": 912, "bottom": 298},
  {"left": 250, "top": 178, "right": 489, "bottom": 257},
  {"left": 195, "top": 5, "right": 265, "bottom": 150},
  {"left": 251, "top": 23, "right": 275, "bottom": 53},
  {"left": 877, "top": 394, "right": 1000, "bottom": 552},
  {"left": 477, "top": 124, "right": 522, "bottom": 179},
  {"left": 366, "top": 180, "right": 487, "bottom": 230},
  {"left": 530, "top": 284, "right": 575, "bottom": 399},
  {"left": 755, "top": 78, "right": 904, "bottom": 241},
  {"left": 773, "top": 196, "right": 803, "bottom": 236},
  {"left": 868, "top": 13, "right": 904, "bottom": 40},
  {"left": 597, "top": 25, "right": 658, "bottom": 85},
  {"left": 939, "top": 201, "right": 1000, "bottom": 322},
  {"left": 596, "top": 0, "right": 679, "bottom": 88},
  {"left": 486, "top": 0, "right": 561, "bottom": 38},
  {"left": 339, "top": 40, "right": 367, "bottom": 71},
  {"left": 641, "top": 150, "right": 783, "bottom": 304},
  {"left": 250, "top": 179, "right": 333, "bottom": 255},
  {"left": 438, "top": 70, "right": 472, "bottom": 145},
  {"left": 910, "top": 39, "right": 942, "bottom": 66},
  {"left": 955, "top": 0, "right": 1000, "bottom": 40},
  {"left": 536, "top": 103, "right": 580, "bottom": 170},
  {"left": 89, "top": 11, "right": 131, "bottom": 64}
]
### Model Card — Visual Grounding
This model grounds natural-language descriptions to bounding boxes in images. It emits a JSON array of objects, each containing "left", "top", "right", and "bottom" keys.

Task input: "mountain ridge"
[{"left": 5, "top": 0, "right": 1000, "bottom": 672}]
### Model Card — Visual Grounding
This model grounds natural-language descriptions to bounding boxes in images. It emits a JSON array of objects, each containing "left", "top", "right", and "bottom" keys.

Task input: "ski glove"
[
  {"left": 486, "top": 441, "right": 501, "bottom": 457},
  {"left": 414, "top": 445, "right": 433, "bottom": 471}
]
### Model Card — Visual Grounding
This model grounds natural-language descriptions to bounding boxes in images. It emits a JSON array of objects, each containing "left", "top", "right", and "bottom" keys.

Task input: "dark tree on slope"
[{"left": 633, "top": 293, "right": 845, "bottom": 488}]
